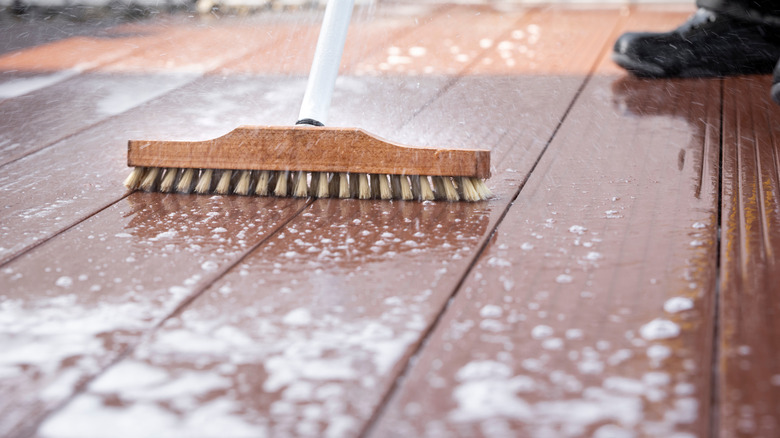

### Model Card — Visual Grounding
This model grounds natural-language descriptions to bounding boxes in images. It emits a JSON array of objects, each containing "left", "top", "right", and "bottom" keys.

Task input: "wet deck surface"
[{"left": 1, "top": 3, "right": 779, "bottom": 437}]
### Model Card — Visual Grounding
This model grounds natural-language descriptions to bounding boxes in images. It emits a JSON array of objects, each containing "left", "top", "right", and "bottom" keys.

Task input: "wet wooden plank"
[
  {"left": 0, "top": 193, "right": 309, "bottom": 437},
  {"left": 0, "top": 15, "right": 309, "bottom": 77},
  {"left": 718, "top": 75, "right": 780, "bottom": 438},
  {"left": 0, "top": 73, "right": 195, "bottom": 167},
  {"left": 0, "top": 21, "right": 192, "bottom": 99},
  {"left": 0, "top": 13, "right": 128, "bottom": 56},
  {"left": 0, "top": 22, "right": 176, "bottom": 73},
  {"left": 29, "top": 7, "right": 623, "bottom": 437},
  {"left": 371, "top": 8, "right": 723, "bottom": 438}
]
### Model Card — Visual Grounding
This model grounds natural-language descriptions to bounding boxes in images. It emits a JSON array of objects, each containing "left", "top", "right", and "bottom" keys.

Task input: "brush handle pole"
[{"left": 297, "top": 0, "right": 355, "bottom": 126}]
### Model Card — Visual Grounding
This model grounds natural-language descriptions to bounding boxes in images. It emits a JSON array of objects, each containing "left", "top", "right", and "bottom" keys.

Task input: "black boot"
[
  {"left": 772, "top": 58, "right": 780, "bottom": 104},
  {"left": 613, "top": 8, "right": 780, "bottom": 78}
]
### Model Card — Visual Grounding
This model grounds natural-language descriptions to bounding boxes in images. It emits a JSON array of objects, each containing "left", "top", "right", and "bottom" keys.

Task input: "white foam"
[
  {"left": 408, "top": 46, "right": 427, "bottom": 57},
  {"left": 455, "top": 361, "right": 513, "bottom": 382},
  {"left": 542, "top": 338, "right": 563, "bottom": 350},
  {"left": 39, "top": 394, "right": 266, "bottom": 438},
  {"left": 647, "top": 344, "right": 672, "bottom": 363},
  {"left": 55, "top": 276, "right": 73, "bottom": 288},
  {"left": 531, "top": 325, "right": 554, "bottom": 339},
  {"left": 663, "top": 297, "right": 694, "bottom": 313},
  {"left": 449, "top": 378, "right": 533, "bottom": 422},
  {"left": 480, "top": 305, "right": 503, "bottom": 318},
  {"left": 282, "top": 308, "right": 312, "bottom": 326},
  {"left": 0, "top": 70, "right": 79, "bottom": 99},
  {"left": 90, "top": 361, "right": 169, "bottom": 393},
  {"left": 639, "top": 319, "right": 680, "bottom": 340},
  {"left": 200, "top": 261, "right": 218, "bottom": 271}
]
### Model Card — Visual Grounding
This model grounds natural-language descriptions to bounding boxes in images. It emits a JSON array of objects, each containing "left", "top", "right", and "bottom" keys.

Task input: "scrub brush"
[{"left": 124, "top": 0, "right": 491, "bottom": 202}]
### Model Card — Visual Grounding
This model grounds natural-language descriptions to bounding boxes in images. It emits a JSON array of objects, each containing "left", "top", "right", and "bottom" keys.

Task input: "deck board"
[
  {"left": 0, "top": 22, "right": 195, "bottom": 101},
  {"left": 718, "top": 75, "right": 780, "bottom": 438},
  {"left": 0, "top": 73, "right": 195, "bottom": 167},
  {"left": 370, "top": 9, "right": 721, "bottom": 437}
]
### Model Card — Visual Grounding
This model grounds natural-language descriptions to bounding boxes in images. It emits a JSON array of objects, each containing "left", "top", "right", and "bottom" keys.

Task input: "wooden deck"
[{"left": 1, "top": 3, "right": 779, "bottom": 437}]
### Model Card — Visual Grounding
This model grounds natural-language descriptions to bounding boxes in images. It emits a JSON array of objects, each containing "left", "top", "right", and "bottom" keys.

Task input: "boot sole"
[
  {"left": 772, "top": 82, "right": 780, "bottom": 105},
  {"left": 611, "top": 52, "right": 744, "bottom": 78},
  {"left": 612, "top": 53, "right": 666, "bottom": 78}
]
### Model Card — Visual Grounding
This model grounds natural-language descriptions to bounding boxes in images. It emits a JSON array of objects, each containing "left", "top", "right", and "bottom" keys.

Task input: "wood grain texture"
[
  {"left": 718, "top": 75, "right": 780, "bottom": 438},
  {"left": 128, "top": 126, "right": 491, "bottom": 178},
  {"left": 370, "top": 9, "right": 722, "bottom": 438}
]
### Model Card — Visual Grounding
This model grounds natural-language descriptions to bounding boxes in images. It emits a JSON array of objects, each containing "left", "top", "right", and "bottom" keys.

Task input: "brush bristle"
[
  {"left": 418, "top": 176, "right": 434, "bottom": 201},
  {"left": 338, "top": 173, "right": 350, "bottom": 198},
  {"left": 215, "top": 170, "right": 232, "bottom": 195},
  {"left": 410, "top": 175, "right": 421, "bottom": 198},
  {"left": 459, "top": 176, "right": 478, "bottom": 202},
  {"left": 255, "top": 171, "right": 271, "bottom": 196},
  {"left": 378, "top": 174, "right": 392, "bottom": 200},
  {"left": 159, "top": 168, "right": 178, "bottom": 192},
  {"left": 315, "top": 172, "right": 329, "bottom": 198},
  {"left": 358, "top": 174, "right": 371, "bottom": 199},
  {"left": 195, "top": 169, "right": 214, "bottom": 194},
  {"left": 234, "top": 170, "right": 252, "bottom": 195},
  {"left": 124, "top": 167, "right": 146, "bottom": 190},
  {"left": 310, "top": 171, "right": 321, "bottom": 196},
  {"left": 390, "top": 175, "right": 402, "bottom": 196},
  {"left": 434, "top": 176, "right": 459, "bottom": 201},
  {"left": 399, "top": 175, "right": 413, "bottom": 201},
  {"left": 328, "top": 172, "right": 339, "bottom": 196},
  {"left": 125, "top": 164, "right": 489, "bottom": 202},
  {"left": 274, "top": 171, "right": 290, "bottom": 197},
  {"left": 472, "top": 178, "right": 492, "bottom": 199},
  {"left": 140, "top": 167, "right": 161, "bottom": 191},
  {"left": 177, "top": 169, "right": 195, "bottom": 193},
  {"left": 349, "top": 173, "right": 359, "bottom": 198},
  {"left": 370, "top": 174, "right": 381, "bottom": 199},
  {"left": 293, "top": 171, "right": 308, "bottom": 197}
]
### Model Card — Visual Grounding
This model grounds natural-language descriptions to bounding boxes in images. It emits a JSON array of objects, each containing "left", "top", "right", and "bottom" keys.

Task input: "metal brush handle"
[{"left": 296, "top": 0, "right": 355, "bottom": 127}]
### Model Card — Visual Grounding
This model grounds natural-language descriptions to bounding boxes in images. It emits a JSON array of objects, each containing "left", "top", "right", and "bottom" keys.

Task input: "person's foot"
[
  {"left": 613, "top": 8, "right": 780, "bottom": 78},
  {"left": 772, "top": 58, "right": 780, "bottom": 104}
]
